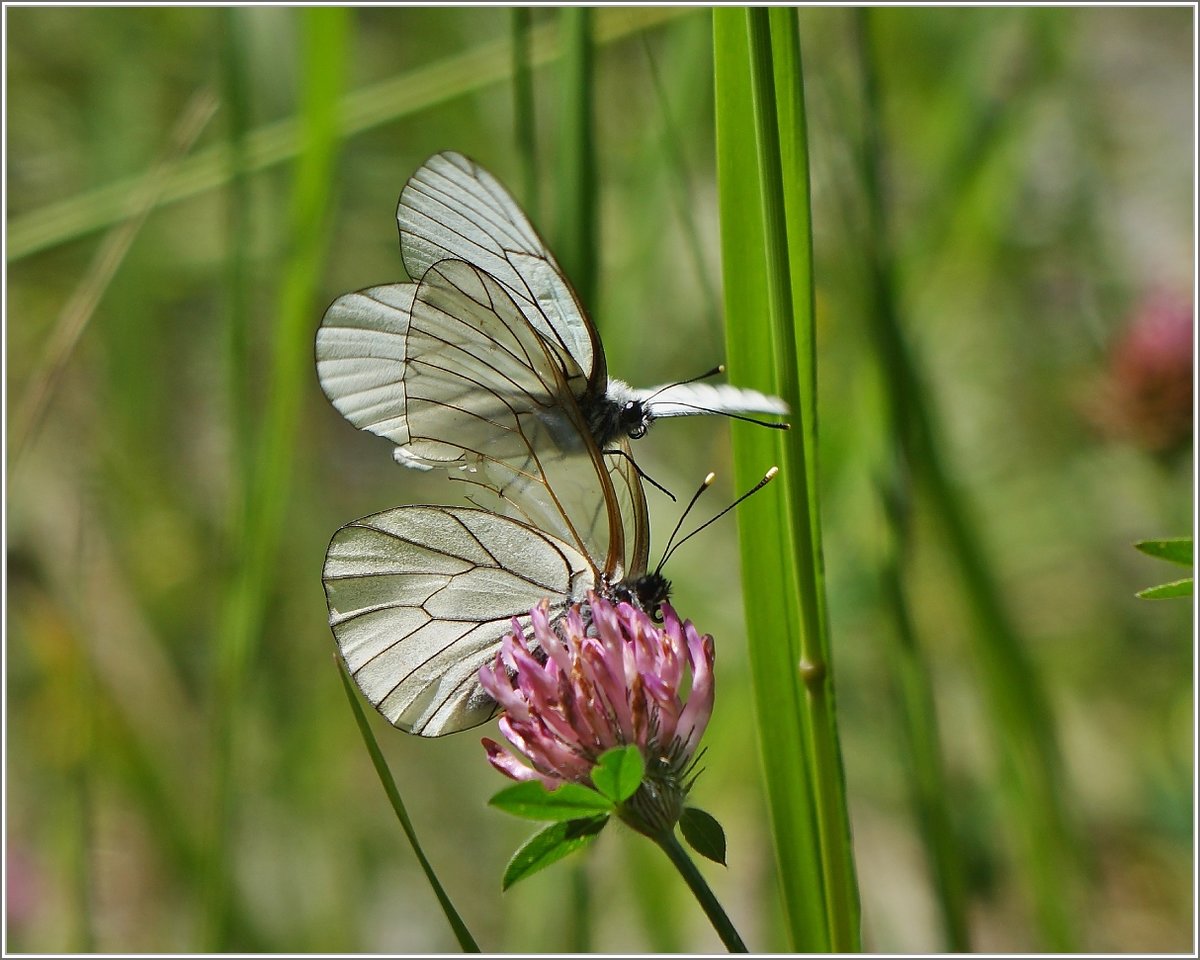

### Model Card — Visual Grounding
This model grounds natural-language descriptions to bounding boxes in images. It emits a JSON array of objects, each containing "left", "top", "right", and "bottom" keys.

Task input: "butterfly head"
[{"left": 594, "top": 379, "right": 654, "bottom": 445}]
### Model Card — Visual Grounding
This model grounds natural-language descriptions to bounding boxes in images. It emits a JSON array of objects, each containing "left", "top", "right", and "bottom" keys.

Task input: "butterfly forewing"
[
  {"left": 406, "top": 260, "right": 630, "bottom": 571},
  {"left": 316, "top": 285, "right": 417, "bottom": 447},
  {"left": 397, "top": 151, "right": 601, "bottom": 383},
  {"left": 324, "top": 506, "right": 596, "bottom": 736}
]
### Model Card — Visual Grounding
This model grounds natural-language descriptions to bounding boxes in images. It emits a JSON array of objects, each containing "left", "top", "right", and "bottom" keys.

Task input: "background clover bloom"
[{"left": 480, "top": 593, "right": 714, "bottom": 836}]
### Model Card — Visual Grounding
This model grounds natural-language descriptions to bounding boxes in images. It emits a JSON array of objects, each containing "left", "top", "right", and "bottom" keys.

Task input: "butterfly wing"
[
  {"left": 315, "top": 284, "right": 420, "bottom": 452},
  {"left": 324, "top": 505, "right": 596, "bottom": 736},
  {"left": 631, "top": 381, "right": 790, "bottom": 420},
  {"left": 321, "top": 257, "right": 636, "bottom": 578},
  {"left": 316, "top": 260, "right": 588, "bottom": 463},
  {"left": 320, "top": 264, "right": 654, "bottom": 737},
  {"left": 397, "top": 150, "right": 604, "bottom": 386}
]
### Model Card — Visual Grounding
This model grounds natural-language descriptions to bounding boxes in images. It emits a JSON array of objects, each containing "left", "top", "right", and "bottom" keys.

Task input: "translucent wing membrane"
[
  {"left": 632, "top": 381, "right": 790, "bottom": 419},
  {"left": 316, "top": 284, "right": 417, "bottom": 447},
  {"left": 397, "top": 150, "right": 600, "bottom": 381},
  {"left": 603, "top": 442, "right": 651, "bottom": 578},
  {"left": 318, "top": 257, "right": 636, "bottom": 578},
  {"left": 324, "top": 506, "right": 595, "bottom": 736},
  {"left": 403, "top": 260, "right": 588, "bottom": 465}
]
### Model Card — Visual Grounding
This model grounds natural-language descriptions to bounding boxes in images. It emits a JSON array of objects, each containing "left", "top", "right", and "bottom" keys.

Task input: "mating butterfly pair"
[{"left": 317, "top": 152, "right": 785, "bottom": 737}]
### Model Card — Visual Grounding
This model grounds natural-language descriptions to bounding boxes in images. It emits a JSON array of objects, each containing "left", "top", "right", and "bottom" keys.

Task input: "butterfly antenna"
[
  {"left": 604, "top": 447, "right": 676, "bottom": 502},
  {"left": 655, "top": 472, "right": 716, "bottom": 576},
  {"left": 640, "top": 364, "right": 725, "bottom": 404},
  {"left": 658, "top": 467, "right": 779, "bottom": 571}
]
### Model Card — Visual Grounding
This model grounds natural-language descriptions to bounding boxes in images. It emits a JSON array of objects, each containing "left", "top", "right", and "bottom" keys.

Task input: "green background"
[{"left": 6, "top": 6, "right": 1193, "bottom": 952}]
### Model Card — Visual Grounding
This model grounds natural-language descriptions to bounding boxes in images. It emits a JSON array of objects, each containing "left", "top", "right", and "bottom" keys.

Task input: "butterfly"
[
  {"left": 318, "top": 152, "right": 781, "bottom": 736},
  {"left": 314, "top": 150, "right": 787, "bottom": 477},
  {"left": 322, "top": 261, "right": 670, "bottom": 736}
]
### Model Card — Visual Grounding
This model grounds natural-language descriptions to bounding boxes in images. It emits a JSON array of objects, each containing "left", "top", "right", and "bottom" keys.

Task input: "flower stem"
[{"left": 654, "top": 831, "right": 747, "bottom": 953}]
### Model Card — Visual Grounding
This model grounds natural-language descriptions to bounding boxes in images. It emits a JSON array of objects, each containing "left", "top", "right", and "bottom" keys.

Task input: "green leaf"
[
  {"left": 489, "top": 780, "right": 613, "bottom": 821},
  {"left": 501, "top": 817, "right": 609, "bottom": 890},
  {"left": 591, "top": 746, "right": 644, "bottom": 804},
  {"left": 1136, "top": 577, "right": 1194, "bottom": 600},
  {"left": 679, "top": 808, "right": 727, "bottom": 866},
  {"left": 1134, "top": 538, "right": 1193, "bottom": 567}
]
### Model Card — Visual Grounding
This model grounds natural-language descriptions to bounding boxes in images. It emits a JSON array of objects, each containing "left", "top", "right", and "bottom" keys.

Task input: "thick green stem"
[{"left": 655, "top": 832, "right": 747, "bottom": 953}]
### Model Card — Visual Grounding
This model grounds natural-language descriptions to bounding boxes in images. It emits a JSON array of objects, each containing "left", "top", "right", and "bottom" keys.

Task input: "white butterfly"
[
  {"left": 315, "top": 150, "right": 787, "bottom": 475},
  {"left": 318, "top": 152, "right": 779, "bottom": 736},
  {"left": 321, "top": 263, "right": 667, "bottom": 736}
]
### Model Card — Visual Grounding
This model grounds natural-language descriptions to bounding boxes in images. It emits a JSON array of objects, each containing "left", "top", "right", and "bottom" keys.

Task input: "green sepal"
[
  {"left": 591, "top": 745, "right": 644, "bottom": 804},
  {"left": 489, "top": 779, "right": 613, "bottom": 821},
  {"left": 501, "top": 816, "right": 609, "bottom": 890},
  {"left": 680, "top": 807, "right": 727, "bottom": 866}
]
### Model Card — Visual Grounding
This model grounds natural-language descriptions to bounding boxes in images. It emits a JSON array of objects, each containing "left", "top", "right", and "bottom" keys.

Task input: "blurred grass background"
[{"left": 5, "top": 6, "right": 1193, "bottom": 953}]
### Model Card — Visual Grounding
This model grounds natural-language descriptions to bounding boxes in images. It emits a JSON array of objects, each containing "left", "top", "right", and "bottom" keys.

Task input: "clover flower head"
[{"left": 479, "top": 592, "right": 715, "bottom": 835}]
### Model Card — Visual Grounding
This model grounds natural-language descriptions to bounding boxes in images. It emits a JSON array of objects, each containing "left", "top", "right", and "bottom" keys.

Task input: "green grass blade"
[
  {"left": 220, "top": 7, "right": 254, "bottom": 509},
  {"left": 510, "top": 8, "right": 540, "bottom": 219},
  {"left": 851, "top": 14, "right": 971, "bottom": 950},
  {"left": 1134, "top": 537, "right": 1193, "bottom": 566},
  {"left": 715, "top": 11, "right": 824, "bottom": 949},
  {"left": 715, "top": 8, "right": 867, "bottom": 950},
  {"left": 8, "top": 7, "right": 688, "bottom": 263},
  {"left": 338, "top": 669, "right": 480, "bottom": 952},
  {"left": 205, "top": 9, "right": 349, "bottom": 948},
  {"left": 554, "top": 12, "right": 597, "bottom": 947},
  {"left": 854, "top": 9, "right": 1078, "bottom": 950},
  {"left": 554, "top": 7, "right": 597, "bottom": 314},
  {"left": 744, "top": 10, "right": 860, "bottom": 949},
  {"left": 878, "top": 502, "right": 972, "bottom": 949},
  {"left": 1136, "top": 577, "right": 1194, "bottom": 600}
]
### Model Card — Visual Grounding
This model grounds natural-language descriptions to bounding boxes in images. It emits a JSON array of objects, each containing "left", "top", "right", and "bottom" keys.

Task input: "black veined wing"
[
  {"left": 322, "top": 454, "right": 656, "bottom": 737},
  {"left": 396, "top": 150, "right": 600, "bottom": 388},
  {"left": 319, "top": 257, "right": 633, "bottom": 568},
  {"left": 323, "top": 505, "right": 596, "bottom": 736},
  {"left": 323, "top": 488, "right": 660, "bottom": 738},
  {"left": 321, "top": 258, "right": 663, "bottom": 736},
  {"left": 316, "top": 151, "right": 788, "bottom": 473}
]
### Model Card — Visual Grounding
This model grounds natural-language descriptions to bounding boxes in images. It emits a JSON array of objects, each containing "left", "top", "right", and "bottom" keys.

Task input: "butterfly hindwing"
[{"left": 324, "top": 505, "right": 596, "bottom": 736}]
